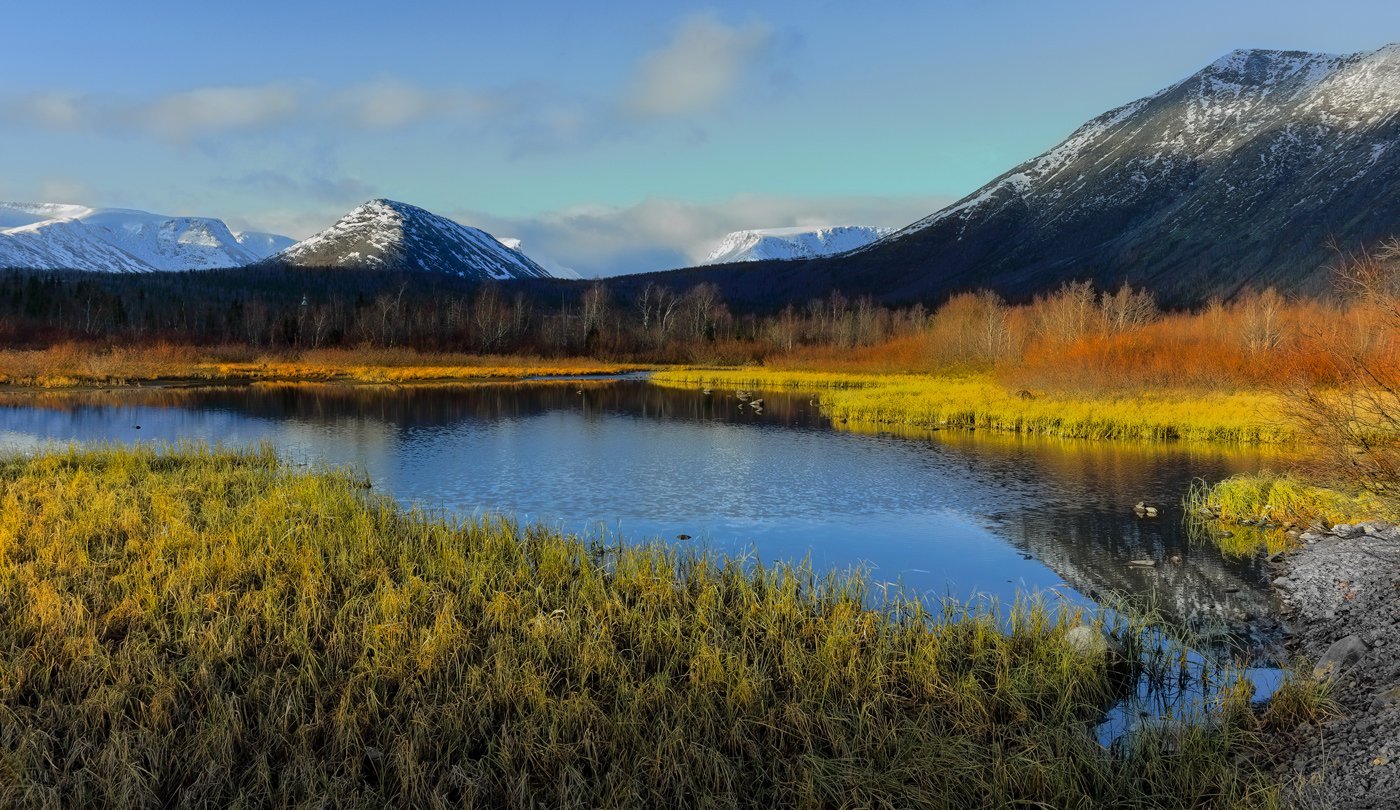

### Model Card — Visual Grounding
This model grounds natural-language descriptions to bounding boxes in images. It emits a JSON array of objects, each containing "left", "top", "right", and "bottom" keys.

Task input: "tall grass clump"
[
  {"left": 1188, "top": 473, "right": 1391, "bottom": 528},
  {"left": 0, "top": 446, "right": 1277, "bottom": 807}
]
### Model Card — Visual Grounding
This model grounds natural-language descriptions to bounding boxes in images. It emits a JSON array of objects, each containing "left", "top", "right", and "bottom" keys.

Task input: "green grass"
[
  {"left": 1260, "top": 668, "right": 1342, "bottom": 733},
  {"left": 1185, "top": 472, "right": 1394, "bottom": 556},
  {"left": 0, "top": 446, "right": 1278, "bottom": 807}
]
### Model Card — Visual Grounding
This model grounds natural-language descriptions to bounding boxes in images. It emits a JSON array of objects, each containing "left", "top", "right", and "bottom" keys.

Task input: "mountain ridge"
[
  {"left": 0, "top": 202, "right": 291, "bottom": 273},
  {"left": 831, "top": 42, "right": 1400, "bottom": 302}
]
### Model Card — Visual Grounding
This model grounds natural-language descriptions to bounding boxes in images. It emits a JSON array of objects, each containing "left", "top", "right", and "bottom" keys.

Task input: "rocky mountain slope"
[
  {"left": 842, "top": 43, "right": 1400, "bottom": 302},
  {"left": 656, "top": 43, "right": 1400, "bottom": 308},
  {"left": 273, "top": 199, "right": 554, "bottom": 280},
  {"left": 703, "top": 226, "right": 895, "bottom": 265},
  {"left": 0, "top": 202, "right": 291, "bottom": 273}
]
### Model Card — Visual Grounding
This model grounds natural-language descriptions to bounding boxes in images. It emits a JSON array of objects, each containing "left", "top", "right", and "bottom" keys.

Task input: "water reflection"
[{"left": 0, "top": 380, "right": 1287, "bottom": 655}]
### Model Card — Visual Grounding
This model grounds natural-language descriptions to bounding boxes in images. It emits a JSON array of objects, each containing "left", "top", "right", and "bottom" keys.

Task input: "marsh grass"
[
  {"left": 0, "top": 344, "right": 643, "bottom": 388},
  {"left": 1185, "top": 472, "right": 1393, "bottom": 555},
  {"left": 0, "top": 446, "right": 1277, "bottom": 807},
  {"left": 1260, "top": 669, "right": 1342, "bottom": 733},
  {"left": 653, "top": 368, "right": 1292, "bottom": 444}
]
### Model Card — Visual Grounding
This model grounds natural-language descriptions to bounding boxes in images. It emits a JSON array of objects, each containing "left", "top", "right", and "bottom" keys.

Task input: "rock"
[
  {"left": 1332, "top": 524, "right": 1363, "bottom": 539},
  {"left": 1133, "top": 501, "right": 1160, "bottom": 518},
  {"left": 1064, "top": 625, "right": 1123, "bottom": 660},
  {"left": 1300, "top": 531, "right": 1325, "bottom": 544},
  {"left": 1127, "top": 558, "right": 1156, "bottom": 567},
  {"left": 1371, "top": 524, "right": 1400, "bottom": 542},
  {"left": 1268, "top": 550, "right": 1287, "bottom": 563},
  {"left": 1272, "top": 576, "right": 1292, "bottom": 590},
  {"left": 1313, "top": 634, "right": 1369, "bottom": 680}
]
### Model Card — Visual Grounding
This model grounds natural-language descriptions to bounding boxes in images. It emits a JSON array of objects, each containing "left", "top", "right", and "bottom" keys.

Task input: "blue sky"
[{"left": 3, "top": 0, "right": 1400, "bottom": 275}]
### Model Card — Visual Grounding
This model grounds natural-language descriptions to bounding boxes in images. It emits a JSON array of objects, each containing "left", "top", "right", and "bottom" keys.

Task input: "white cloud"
[
  {"left": 1, "top": 84, "right": 299, "bottom": 142},
  {"left": 0, "top": 13, "right": 781, "bottom": 148},
  {"left": 12, "top": 93, "right": 87, "bottom": 129},
  {"left": 328, "top": 78, "right": 493, "bottom": 130},
  {"left": 142, "top": 84, "right": 301, "bottom": 141},
  {"left": 625, "top": 13, "right": 774, "bottom": 117},
  {"left": 456, "top": 193, "right": 951, "bottom": 278}
]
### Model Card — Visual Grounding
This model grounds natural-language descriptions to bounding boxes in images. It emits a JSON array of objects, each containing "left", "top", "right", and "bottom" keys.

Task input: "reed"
[
  {"left": 0, "top": 446, "right": 1276, "bottom": 807},
  {"left": 653, "top": 368, "right": 1293, "bottom": 444}
]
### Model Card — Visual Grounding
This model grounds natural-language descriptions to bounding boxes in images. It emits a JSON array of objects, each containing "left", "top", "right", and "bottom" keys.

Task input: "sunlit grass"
[
  {"left": 653, "top": 367, "right": 1292, "bottom": 444},
  {"left": 0, "top": 445, "right": 1278, "bottom": 807},
  {"left": 0, "top": 344, "right": 644, "bottom": 388},
  {"left": 1184, "top": 472, "right": 1393, "bottom": 556},
  {"left": 1189, "top": 472, "right": 1391, "bottom": 527}
]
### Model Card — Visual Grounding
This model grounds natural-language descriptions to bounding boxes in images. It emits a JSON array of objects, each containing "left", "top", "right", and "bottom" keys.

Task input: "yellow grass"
[
  {"left": 0, "top": 345, "right": 644, "bottom": 388},
  {"left": 0, "top": 445, "right": 1278, "bottom": 806},
  {"left": 653, "top": 367, "right": 1293, "bottom": 444},
  {"left": 1184, "top": 472, "right": 1395, "bottom": 556}
]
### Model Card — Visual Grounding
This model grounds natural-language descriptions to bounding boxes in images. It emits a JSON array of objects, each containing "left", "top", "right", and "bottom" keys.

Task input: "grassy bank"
[
  {"left": 1186, "top": 472, "right": 1394, "bottom": 555},
  {"left": 0, "top": 345, "right": 644, "bottom": 388},
  {"left": 0, "top": 446, "right": 1275, "bottom": 807},
  {"left": 653, "top": 367, "right": 1292, "bottom": 444}
]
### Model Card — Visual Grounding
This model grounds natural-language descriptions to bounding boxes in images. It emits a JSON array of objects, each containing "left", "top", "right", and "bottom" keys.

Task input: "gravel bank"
[{"left": 1269, "top": 523, "right": 1400, "bottom": 808}]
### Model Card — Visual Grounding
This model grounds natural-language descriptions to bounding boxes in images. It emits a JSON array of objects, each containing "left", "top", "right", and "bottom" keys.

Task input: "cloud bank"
[
  {"left": 456, "top": 193, "right": 952, "bottom": 278},
  {"left": 0, "top": 14, "right": 776, "bottom": 149},
  {"left": 625, "top": 14, "right": 774, "bottom": 117}
]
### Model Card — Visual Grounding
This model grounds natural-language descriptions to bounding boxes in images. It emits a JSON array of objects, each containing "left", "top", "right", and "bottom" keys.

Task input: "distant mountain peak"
[
  {"left": 0, "top": 201, "right": 290, "bottom": 273},
  {"left": 704, "top": 225, "right": 895, "bottom": 265},
  {"left": 275, "top": 199, "right": 555, "bottom": 280}
]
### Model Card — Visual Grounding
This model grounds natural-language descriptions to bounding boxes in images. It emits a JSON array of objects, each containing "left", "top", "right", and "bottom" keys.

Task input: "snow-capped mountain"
[
  {"left": 274, "top": 199, "right": 555, "bottom": 280},
  {"left": 703, "top": 226, "right": 895, "bottom": 265},
  {"left": 829, "top": 43, "right": 1400, "bottom": 302},
  {"left": 0, "top": 202, "right": 291, "bottom": 272}
]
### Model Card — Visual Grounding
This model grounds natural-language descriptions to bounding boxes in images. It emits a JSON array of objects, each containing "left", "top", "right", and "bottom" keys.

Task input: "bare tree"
[
  {"left": 1294, "top": 243, "right": 1400, "bottom": 510},
  {"left": 1241, "top": 287, "right": 1286, "bottom": 356},
  {"left": 1099, "top": 282, "right": 1158, "bottom": 334},
  {"left": 1032, "top": 280, "right": 1099, "bottom": 344},
  {"left": 580, "top": 282, "right": 611, "bottom": 347}
]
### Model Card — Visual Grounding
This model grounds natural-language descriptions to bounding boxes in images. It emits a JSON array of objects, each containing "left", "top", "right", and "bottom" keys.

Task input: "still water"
[
  {"left": 0, "top": 378, "right": 1284, "bottom": 638},
  {"left": 3, "top": 377, "right": 1296, "bottom": 736}
]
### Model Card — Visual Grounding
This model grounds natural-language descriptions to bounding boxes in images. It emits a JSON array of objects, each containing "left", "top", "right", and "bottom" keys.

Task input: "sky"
[{"left": 3, "top": 1, "right": 1400, "bottom": 276}]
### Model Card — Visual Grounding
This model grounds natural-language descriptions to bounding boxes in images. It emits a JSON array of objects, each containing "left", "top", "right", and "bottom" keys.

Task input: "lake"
[{"left": 0, "top": 377, "right": 1285, "bottom": 643}]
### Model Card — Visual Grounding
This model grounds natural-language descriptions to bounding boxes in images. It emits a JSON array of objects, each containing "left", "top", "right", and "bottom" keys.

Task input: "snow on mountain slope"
[
  {"left": 275, "top": 199, "right": 555, "bottom": 280},
  {"left": 843, "top": 43, "right": 1400, "bottom": 301},
  {"left": 703, "top": 226, "right": 896, "bottom": 264},
  {"left": 234, "top": 231, "right": 296, "bottom": 257},
  {"left": 0, "top": 202, "right": 292, "bottom": 272}
]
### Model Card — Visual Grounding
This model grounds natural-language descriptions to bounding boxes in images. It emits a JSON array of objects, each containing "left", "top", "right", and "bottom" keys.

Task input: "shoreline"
[{"left": 1266, "top": 524, "right": 1400, "bottom": 806}]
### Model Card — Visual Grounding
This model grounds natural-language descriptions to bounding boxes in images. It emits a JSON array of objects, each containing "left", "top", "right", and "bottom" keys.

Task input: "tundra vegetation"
[{"left": 0, "top": 446, "right": 1279, "bottom": 807}]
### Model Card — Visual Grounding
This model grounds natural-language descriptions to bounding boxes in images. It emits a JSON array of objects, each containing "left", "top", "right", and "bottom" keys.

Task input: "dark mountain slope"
[{"left": 642, "top": 44, "right": 1400, "bottom": 308}]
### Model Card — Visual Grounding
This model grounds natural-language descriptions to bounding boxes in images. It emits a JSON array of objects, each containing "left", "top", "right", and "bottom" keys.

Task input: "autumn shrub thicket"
[{"left": 905, "top": 280, "right": 1399, "bottom": 394}]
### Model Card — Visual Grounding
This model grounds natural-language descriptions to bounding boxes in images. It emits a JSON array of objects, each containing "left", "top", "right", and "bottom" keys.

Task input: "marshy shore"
[{"left": 0, "top": 445, "right": 1279, "bottom": 807}]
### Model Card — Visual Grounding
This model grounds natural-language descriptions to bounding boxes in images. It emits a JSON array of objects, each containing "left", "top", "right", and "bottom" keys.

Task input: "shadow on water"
[{"left": 1, "top": 378, "right": 1293, "bottom": 736}]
